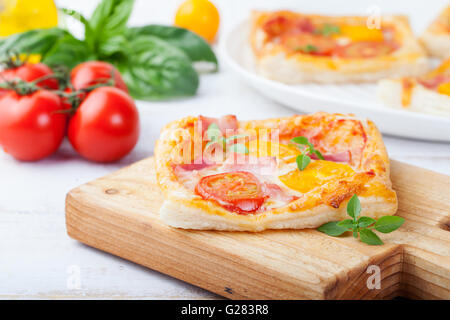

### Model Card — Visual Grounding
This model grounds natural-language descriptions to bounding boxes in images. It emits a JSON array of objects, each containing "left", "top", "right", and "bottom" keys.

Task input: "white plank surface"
[{"left": 1, "top": 0, "right": 449, "bottom": 299}]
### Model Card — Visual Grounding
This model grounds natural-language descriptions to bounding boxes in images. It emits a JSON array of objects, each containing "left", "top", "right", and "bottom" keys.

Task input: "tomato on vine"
[
  {"left": 67, "top": 86, "right": 139, "bottom": 163},
  {"left": 0, "top": 89, "right": 66, "bottom": 161}
]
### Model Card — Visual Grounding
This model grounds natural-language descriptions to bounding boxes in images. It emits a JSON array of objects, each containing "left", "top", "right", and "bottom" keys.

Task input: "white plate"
[{"left": 221, "top": 20, "right": 450, "bottom": 142}]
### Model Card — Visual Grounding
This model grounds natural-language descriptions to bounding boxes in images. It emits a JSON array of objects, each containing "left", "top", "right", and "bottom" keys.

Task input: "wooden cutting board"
[{"left": 65, "top": 158, "right": 450, "bottom": 299}]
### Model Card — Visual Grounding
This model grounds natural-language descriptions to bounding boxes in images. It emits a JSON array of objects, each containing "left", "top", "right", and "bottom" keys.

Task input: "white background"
[{"left": 0, "top": 0, "right": 449, "bottom": 299}]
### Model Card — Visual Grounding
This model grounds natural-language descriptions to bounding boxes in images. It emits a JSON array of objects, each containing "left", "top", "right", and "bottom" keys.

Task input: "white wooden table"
[{"left": 1, "top": 0, "right": 449, "bottom": 299}]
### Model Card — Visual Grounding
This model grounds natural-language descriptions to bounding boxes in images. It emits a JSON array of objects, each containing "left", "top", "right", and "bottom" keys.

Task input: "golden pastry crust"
[
  {"left": 377, "top": 59, "right": 450, "bottom": 116},
  {"left": 155, "top": 113, "right": 397, "bottom": 232},
  {"left": 250, "top": 10, "right": 428, "bottom": 83},
  {"left": 420, "top": 5, "right": 450, "bottom": 59}
]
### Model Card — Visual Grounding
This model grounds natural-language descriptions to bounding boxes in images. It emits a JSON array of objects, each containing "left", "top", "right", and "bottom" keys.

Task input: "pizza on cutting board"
[
  {"left": 378, "top": 59, "right": 450, "bottom": 116},
  {"left": 250, "top": 10, "right": 428, "bottom": 83},
  {"left": 155, "top": 112, "right": 397, "bottom": 232},
  {"left": 420, "top": 5, "right": 450, "bottom": 59}
]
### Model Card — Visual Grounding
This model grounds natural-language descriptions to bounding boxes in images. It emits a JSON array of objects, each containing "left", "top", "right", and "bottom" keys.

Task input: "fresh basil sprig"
[
  {"left": 291, "top": 136, "right": 324, "bottom": 171},
  {"left": 0, "top": 0, "right": 218, "bottom": 100},
  {"left": 205, "top": 124, "right": 248, "bottom": 155},
  {"left": 317, "top": 194, "right": 405, "bottom": 245}
]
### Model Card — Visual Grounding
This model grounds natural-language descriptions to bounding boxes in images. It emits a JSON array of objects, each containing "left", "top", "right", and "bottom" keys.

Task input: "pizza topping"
[
  {"left": 176, "top": 157, "right": 215, "bottom": 171},
  {"left": 261, "top": 14, "right": 400, "bottom": 58},
  {"left": 401, "top": 78, "right": 415, "bottom": 107},
  {"left": 223, "top": 154, "right": 277, "bottom": 176},
  {"left": 437, "top": 82, "right": 450, "bottom": 96},
  {"left": 338, "top": 25, "right": 384, "bottom": 42},
  {"left": 263, "top": 15, "right": 315, "bottom": 37},
  {"left": 311, "top": 151, "right": 351, "bottom": 163},
  {"left": 315, "top": 24, "right": 340, "bottom": 37},
  {"left": 279, "top": 160, "right": 355, "bottom": 194},
  {"left": 282, "top": 33, "right": 336, "bottom": 56},
  {"left": 334, "top": 41, "right": 397, "bottom": 58},
  {"left": 262, "top": 182, "right": 298, "bottom": 203},
  {"left": 195, "top": 171, "right": 266, "bottom": 214},
  {"left": 198, "top": 115, "right": 238, "bottom": 136}
]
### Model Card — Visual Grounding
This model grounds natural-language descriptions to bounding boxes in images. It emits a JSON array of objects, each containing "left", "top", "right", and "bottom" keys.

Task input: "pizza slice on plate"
[
  {"left": 250, "top": 10, "right": 428, "bottom": 83},
  {"left": 155, "top": 112, "right": 397, "bottom": 231},
  {"left": 421, "top": 5, "right": 450, "bottom": 59},
  {"left": 378, "top": 59, "right": 450, "bottom": 116}
]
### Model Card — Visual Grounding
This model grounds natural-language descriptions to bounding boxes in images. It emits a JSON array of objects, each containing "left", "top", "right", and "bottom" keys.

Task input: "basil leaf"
[
  {"left": 347, "top": 194, "right": 361, "bottom": 220},
  {"left": 229, "top": 144, "right": 249, "bottom": 154},
  {"left": 0, "top": 28, "right": 69, "bottom": 56},
  {"left": 337, "top": 219, "right": 354, "bottom": 230},
  {"left": 312, "top": 149, "right": 324, "bottom": 160},
  {"left": 116, "top": 35, "right": 199, "bottom": 100},
  {"left": 127, "top": 25, "right": 218, "bottom": 69},
  {"left": 89, "top": 0, "right": 134, "bottom": 53},
  {"left": 206, "top": 123, "right": 221, "bottom": 141},
  {"left": 60, "top": 8, "right": 97, "bottom": 52},
  {"left": 358, "top": 216, "right": 376, "bottom": 228},
  {"left": 42, "top": 34, "right": 93, "bottom": 69},
  {"left": 296, "top": 154, "right": 311, "bottom": 171},
  {"left": 97, "top": 34, "right": 129, "bottom": 57},
  {"left": 374, "top": 216, "right": 405, "bottom": 234},
  {"left": 291, "top": 136, "right": 310, "bottom": 146},
  {"left": 317, "top": 221, "right": 347, "bottom": 237},
  {"left": 359, "top": 229, "right": 383, "bottom": 245}
]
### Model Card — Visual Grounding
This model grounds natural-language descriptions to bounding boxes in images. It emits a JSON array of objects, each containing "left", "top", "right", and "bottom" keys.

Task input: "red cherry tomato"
[
  {"left": 281, "top": 33, "right": 336, "bottom": 56},
  {"left": 67, "top": 87, "right": 139, "bottom": 163},
  {"left": 0, "top": 90, "right": 66, "bottom": 161},
  {"left": 0, "top": 63, "right": 59, "bottom": 96},
  {"left": 195, "top": 171, "right": 266, "bottom": 214},
  {"left": 70, "top": 61, "right": 128, "bottom": 93},
  {"left": 334, "top": 41, "right": 397, "bottom": 58}
]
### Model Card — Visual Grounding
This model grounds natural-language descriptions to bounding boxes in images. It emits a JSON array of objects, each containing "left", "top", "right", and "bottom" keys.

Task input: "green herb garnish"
[
  {"left": 291, "top": 136, "right": 324, "bottom": 170},
  {"left": 316, "top": 24, "right": 341, "bottom": 36},
  {"left": 294, "top": 44, "right": 318, "bottom": 53},
  {"left": 317, "top": 195, "right": 405, "bottom": 245},
  {"left": 205, "top": 124, "right": 248, "bottom": 154}
]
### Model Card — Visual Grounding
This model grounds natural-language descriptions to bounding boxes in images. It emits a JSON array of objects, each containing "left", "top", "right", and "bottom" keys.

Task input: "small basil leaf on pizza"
[
  {"left": 229, "top": 143, "right": 249, "bottom": 154},
  {"left": 296, "top": 154, "right": 311, "bottom": 171}
]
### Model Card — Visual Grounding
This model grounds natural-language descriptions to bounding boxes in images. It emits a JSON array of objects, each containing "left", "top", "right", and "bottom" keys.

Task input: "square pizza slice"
[
  {"left": 421, "top": 5, "right": 450, "bottom": 59},
  {"left": 250, "top": 10, "right": 428, "bottom": 83},
  {"left": 378, "top": 58, "right": 450, "bottom": 116},
  {"left": 155, "top": 112, "right": 397, "bottom": 231}
]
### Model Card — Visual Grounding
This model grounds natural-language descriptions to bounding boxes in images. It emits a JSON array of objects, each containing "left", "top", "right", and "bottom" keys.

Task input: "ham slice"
[
  {"left": 176, "top": 157, "right": 215, "bottom": 171},
  {"left": 223, "top": 154, "right": 277, "bottom": 176},
  {"left": 311, "top": 151, "right": 351, "bottom": 163},
  {"left": 198, "top": 115, "right": 238, "bottom": 135},
  {"left": 262, "top": 183, "right": 298, "bottom": 203}
]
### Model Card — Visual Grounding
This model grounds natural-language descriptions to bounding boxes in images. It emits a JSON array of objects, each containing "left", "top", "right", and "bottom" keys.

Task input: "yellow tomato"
[
  {"left": 0, "top": 0, "right": 58, "bottom": 37},
  {"left": 174, "top": 0, "right": 220, "bottom": 42},
  {"left": 338, "top": 25, "right": 384, "bottom": 42},
  {"left": 437, "top": 82, "right": 450, "bottom": 96}
]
